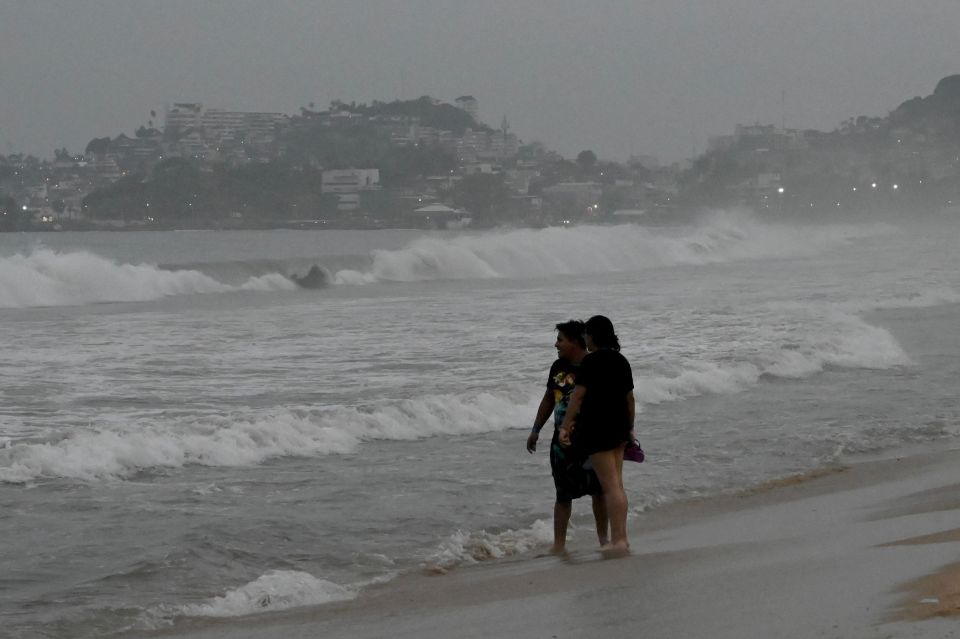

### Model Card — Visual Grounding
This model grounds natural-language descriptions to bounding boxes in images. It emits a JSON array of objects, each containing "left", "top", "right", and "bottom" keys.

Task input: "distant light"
[
  {"left": 852, "top": 187, "right": 857, "bottom": 192},
  {"left": 892, "top": 184, "right": 899, "bottom": 190},
  {"left": 777, "top": 187, "right": 784, "bottom": 194},
  {"left": 871, "top": 183, "right": 877, "bottom": 188},
  {"left": 21, "top": 205, "right": 27, "bottom": 211}
]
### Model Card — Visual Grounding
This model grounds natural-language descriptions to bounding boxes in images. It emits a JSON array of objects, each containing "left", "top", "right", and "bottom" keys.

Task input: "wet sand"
[{"left": 148, "top": 447, "right": 960, "bottom": 639}]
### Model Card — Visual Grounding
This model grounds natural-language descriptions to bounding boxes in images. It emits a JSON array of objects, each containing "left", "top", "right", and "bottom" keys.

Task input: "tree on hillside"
[
  {"left": 379, "top": 144, "right": 456, "bottom": 185},
  {"left": 84, "top": 137, "right": 111, "bottom": 156},
  {"left": 451, "top": 173, "right": 510, "bottom": 220},
  {"left": 576, "top": 150, "right": 598, "bottom": 174},
  {"left": 0, "top": 194, "right": 32, "bottom": 231}
]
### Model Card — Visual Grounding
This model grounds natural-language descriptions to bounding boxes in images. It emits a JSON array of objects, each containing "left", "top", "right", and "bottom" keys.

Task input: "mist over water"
[
  {"left": 0, "top": 210, "right": 894, "bottom": 308},
  {"left": 2, "top": 212, "right": 960, "bottom": 637}
]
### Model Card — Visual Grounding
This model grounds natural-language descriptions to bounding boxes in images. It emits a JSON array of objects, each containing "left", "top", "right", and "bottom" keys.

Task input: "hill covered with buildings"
[
  {"left": 3, "top": 76, "right": 960, "bottom": 231},
  {"left": 684, "top": 74, "right": 960, "bottom": 216}
]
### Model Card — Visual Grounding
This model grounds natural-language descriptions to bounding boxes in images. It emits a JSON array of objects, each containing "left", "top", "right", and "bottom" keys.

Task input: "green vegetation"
[
  {"left": 82, "top": 158, "right": 339, "bottom": 226},
  {"left": 325, "top": 96, "right": 489, "bottom": 135}
]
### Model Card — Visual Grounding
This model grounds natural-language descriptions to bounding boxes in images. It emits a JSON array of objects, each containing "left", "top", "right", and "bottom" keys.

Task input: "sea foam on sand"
[{"left": 159, "top": 447, "right": 960, "bottom": 639}]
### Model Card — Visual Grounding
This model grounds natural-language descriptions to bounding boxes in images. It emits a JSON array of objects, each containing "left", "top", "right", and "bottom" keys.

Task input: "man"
[{"left": 526, "top": 320, "right": 607, "bottom": 554}]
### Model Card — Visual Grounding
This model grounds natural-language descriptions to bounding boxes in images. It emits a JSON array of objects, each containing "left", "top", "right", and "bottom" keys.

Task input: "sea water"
[{"left": 1, "top": 210, "right": 958, "bottom": 637}]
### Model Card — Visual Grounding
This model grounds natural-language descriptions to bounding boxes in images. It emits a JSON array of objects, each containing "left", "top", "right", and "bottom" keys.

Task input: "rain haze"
[
  {"left": 2, "top": 0, "right": 960, "bottom": 161},
  {"left": 7, "top": 3, "right": 960, "bottom": 639}
]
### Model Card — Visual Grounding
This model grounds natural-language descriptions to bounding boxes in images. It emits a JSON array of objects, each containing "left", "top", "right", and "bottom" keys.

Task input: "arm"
[
  {"left": 526, "top": 388, "right": 555, "bottom": 453},
  {"left": 558, "top": 385, "right": 586, "bottom": 446},
  {"left": 626, "top": 389, "right": 636, "bottom": 441}
]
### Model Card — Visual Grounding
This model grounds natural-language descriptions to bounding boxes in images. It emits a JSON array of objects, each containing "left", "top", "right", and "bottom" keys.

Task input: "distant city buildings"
[
  {"left": 0, "top": 91, "right": 704, "bottom": 229},
  {"left": 321, "top": 168, "right": 381, "bottom": 211}
]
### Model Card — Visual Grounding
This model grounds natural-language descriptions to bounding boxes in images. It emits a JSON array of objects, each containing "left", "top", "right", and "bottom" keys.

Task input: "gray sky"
[{"left": 2, "top": 1, "right": 959, "bottom": 162}]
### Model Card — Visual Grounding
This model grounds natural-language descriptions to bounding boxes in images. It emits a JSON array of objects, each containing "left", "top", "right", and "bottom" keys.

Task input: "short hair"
[
  {"left": 584, "top": 315, "right": 620, "bottom": 351},
  {"left": 555, "top": 320, "right": 586, "bottom": 349}
]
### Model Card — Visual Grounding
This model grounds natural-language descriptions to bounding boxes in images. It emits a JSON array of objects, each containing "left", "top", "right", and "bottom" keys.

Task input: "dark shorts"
[
  {"left": 549, "top": 430, "right": 603, "bottom": 503},
  {"left": 573, "top": 421, "right": 631, "bottom": 457}
]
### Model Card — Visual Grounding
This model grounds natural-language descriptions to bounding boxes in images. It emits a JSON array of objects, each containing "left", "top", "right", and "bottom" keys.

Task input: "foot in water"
[{"left": 600, "top": 541, "right": 630, "bottom": 559}]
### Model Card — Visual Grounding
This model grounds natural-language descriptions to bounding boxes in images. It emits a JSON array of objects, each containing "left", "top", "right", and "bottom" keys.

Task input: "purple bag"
[{"left": 624, "top": 439, "right": 645, "bottom": 463}]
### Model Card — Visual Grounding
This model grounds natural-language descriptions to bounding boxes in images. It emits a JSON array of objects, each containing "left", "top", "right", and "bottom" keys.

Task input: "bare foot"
[
  {"left": 549, "top": 544, "right": 568, "bottom": 556},
  {"left": 600, "top": 541, "right": 630, "bottom": 559},
  {"left": 598, "top": 537, "right": 610, "bottom": 547}
]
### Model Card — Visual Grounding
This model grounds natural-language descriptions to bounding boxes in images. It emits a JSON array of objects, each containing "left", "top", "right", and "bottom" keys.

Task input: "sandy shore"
[{"left": 149, "top": 446, "right": 960, "bottom": 639}]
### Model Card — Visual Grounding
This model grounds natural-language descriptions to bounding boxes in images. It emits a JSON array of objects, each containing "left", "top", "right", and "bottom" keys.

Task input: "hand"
[
  {"left": 558, "top": 427, "right": 571, "bottom": 447},
  {"left": 526, "top": 431, "right": 539, "bottom": 454}
]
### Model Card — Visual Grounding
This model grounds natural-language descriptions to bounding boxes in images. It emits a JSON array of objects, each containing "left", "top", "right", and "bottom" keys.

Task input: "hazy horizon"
[{"left": 2, "top": 1, "right": 959, "bottom": 162}]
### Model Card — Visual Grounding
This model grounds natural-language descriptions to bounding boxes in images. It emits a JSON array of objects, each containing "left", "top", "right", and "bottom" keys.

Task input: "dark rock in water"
[{"left": 290, "top": 265, "right": 328, "bottom": 289}]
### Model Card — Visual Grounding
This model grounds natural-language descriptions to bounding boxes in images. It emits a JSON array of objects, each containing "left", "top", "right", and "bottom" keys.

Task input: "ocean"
[{"left": 1, "top": 210, "right": 958, "bottom": 638}]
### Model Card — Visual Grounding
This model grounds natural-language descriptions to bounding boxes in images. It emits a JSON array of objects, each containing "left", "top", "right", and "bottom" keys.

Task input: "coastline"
[{"left": 144, "top": 445, "right": 960, "bottom": 639}]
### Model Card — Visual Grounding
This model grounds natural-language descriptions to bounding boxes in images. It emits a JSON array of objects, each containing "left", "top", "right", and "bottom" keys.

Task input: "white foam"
[
  {"left": 847, "top": 285, "right": 960, "bottom": 313},
  {"left": 427, "top": 519, "right": 554, "bottom": 567},
  {"left": 634, "top": 312, "right": 911, "bottom": 406},
  {"left": 332, "top": 210, "right": 894, "bottom": 285},
  {"left": 0, "top": 391, "right": 537, "bottom": 482},
  {"left": 0, "top": 249, "right": 295, "bottom": 308},
  {"left": 174, "top": 570, "right": 354, "bottom": 618}
]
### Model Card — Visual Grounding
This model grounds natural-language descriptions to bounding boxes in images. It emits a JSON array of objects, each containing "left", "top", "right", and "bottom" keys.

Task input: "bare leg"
[
  {"left": 589, "top": 445, "right": 629, "bottom": 557},
  {"left": 591, "top": 493, "right": 609, "bottom": 546},
  {"left": 551, "top": 500, "right": 572, "bottom": 554}
]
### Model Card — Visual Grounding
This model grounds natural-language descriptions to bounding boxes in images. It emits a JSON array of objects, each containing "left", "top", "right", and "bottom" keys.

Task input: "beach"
[
  {"left": 149, "top": 446, "right": 960, "bottom": 639},
  {"left": 2, "top": 217, "right": 960, "bottom": 638}
]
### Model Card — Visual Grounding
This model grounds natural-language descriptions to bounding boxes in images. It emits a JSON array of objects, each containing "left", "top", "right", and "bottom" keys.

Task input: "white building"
[
  {"left": 321, "top": 169, "right": 381, "bottom": 193},
  {"left": 165, "top": 103, "right": 204, "bottom": 131},
  {"left": 201, "top": 110, "right": 288, "bottom": 144},
  {"left": 321, "top": 169, "right": 381, "bottom": 211}
]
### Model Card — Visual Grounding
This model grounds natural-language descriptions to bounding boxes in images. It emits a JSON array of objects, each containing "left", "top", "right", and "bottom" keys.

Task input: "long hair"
[{"left": 584, "top": 315, "right": 620, "bottom": 351}]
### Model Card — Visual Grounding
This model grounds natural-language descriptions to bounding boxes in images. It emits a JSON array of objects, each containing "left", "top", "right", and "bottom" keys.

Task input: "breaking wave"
[
  {"left": 426, "top": 519, "right": 555, "bottom": 567},
  {"left": 0, "top": 213, "right": 903, "bottom": 306},
  {"left": 0, "top": 306, "right": 912, "bottom": 485},
  {"left": 634, "top": 310, "right": 910, "bottom": 405},
  {"left": 0, "top": 391, "right": 538, "bottom": 483},
  {"left": 138, "top": 570, "right": 356, "bottom": 628},
  {"left": 0, "top": 249, "right": 295, "bottom": 308},
  {"left": 333, "top": 210, "right": 894, "bottom": 284}
]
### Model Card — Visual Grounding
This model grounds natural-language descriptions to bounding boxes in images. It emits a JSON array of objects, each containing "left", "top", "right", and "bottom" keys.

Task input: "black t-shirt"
[{"left": 575, "top": 349, "right": 634, "bottom": 433}]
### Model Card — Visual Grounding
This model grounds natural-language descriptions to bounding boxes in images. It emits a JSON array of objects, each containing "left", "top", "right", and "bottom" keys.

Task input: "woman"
[{"left": 558, "top": 315, "right": 635, "bottom": 557}]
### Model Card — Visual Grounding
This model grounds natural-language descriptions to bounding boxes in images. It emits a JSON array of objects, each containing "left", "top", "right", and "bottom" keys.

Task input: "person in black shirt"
[
  {"left": 559, "top": 315, "right": 635, "bottom": 558},
  {"left": 526, "top": 320, "right": 607, "bottom": 554}
]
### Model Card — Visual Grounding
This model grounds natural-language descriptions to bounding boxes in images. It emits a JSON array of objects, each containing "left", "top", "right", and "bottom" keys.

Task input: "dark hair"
[
  {"left": 555, "top": 320, "right": 586, "bottom": 349},
  {"left": 584, "top": 315, "right": 620, "bottom": 351}
]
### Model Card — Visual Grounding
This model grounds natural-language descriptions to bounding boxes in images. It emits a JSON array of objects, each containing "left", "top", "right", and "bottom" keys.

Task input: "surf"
[
  {"left": 0, "top": 248, "right": 295, "bottom": 309},
  {"left": 332, "top": 210, "right": 895, "bottom": 285}
]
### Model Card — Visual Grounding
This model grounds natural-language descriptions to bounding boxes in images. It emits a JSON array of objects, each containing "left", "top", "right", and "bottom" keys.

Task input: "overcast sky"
[{"left": 2, "top": 1, "right": 959, "bottom": 163}]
